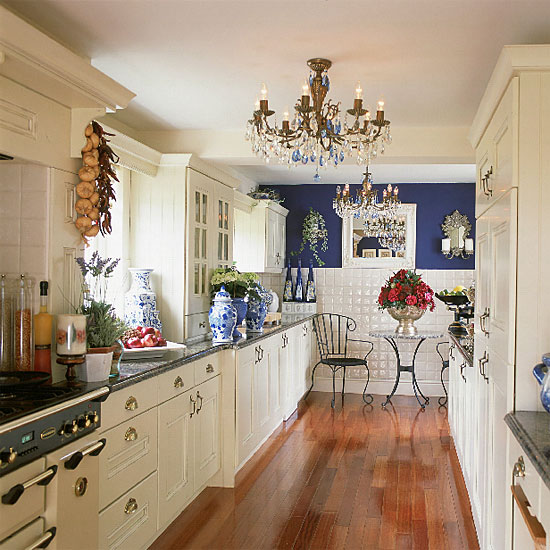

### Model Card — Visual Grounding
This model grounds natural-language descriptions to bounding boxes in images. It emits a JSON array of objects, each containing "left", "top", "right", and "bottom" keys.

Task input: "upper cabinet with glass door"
[{"left": 215, "top": 181, "right": 233, "bottom": 270}]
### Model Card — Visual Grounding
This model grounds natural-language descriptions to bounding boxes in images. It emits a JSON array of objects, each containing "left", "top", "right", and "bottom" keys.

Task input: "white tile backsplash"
[{"left": 264, "top": 267, "right": 474, "bottom": 391}]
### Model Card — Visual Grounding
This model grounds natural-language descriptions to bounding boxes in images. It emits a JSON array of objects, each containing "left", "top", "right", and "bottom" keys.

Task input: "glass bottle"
[
  {"left": 0, "top": 275, "right": 12, "bottom": 371},
  {"left": 306, "top": 260, "right": 316, "bottom": 302},
  {"left": 14, "top": 275, "right": 34, "bottom": 371},
  {"left": 34, "top": 281, "right": 52, "bottom": 374},
  {"left": 283, "top": 259, "right": 294, "bottom": 302},
  {"left": 295, "top": 259, "right": 304, "bottom": 302}
]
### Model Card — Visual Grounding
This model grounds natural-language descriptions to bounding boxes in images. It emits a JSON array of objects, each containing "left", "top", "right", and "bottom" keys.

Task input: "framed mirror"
[
  {"left": 441, "top": 210, "right": 473, "bottom": 259},
  {"left": 342, "top": 204, "right": 416, "bottom": 269}
]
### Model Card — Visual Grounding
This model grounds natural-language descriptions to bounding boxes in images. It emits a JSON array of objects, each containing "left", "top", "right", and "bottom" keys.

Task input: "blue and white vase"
[
  {"left": 209, "top": 286, "right": 237, "bottom": 343},
  {"left": 232, "top": 298, "right": 248, "bottom": 339},
  {"left": 124, "top": 268, "right": 162, "bottom": 330},
  {"left": 246, "top": 295, "right": 268, "bottom": 333}
]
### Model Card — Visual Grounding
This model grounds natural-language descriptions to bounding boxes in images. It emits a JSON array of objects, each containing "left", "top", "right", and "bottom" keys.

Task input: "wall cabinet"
[{"left": 233, "top": 196, "right": 288, "bottom": 274}]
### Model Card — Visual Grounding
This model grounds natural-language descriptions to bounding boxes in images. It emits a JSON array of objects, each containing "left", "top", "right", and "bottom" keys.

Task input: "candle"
[
  {"left": 355, "top": 82, "right": 363, "bottom": 100},
  {"left": 465, "top": 238, "right": 474, "bottom": 253},
  {"left": 254, "top": 97, "right": 260, "bottom": 111},
  {"left": 260, "top": 83, "right": 268, "bottom": 100},
  {"left": 442, "top": 238, "right": 451, "bottom": 253},
  {"left": 282, "top": 107, "right": 290, "bottom": 122},
  {"left": 56, "top": 314, "right": 87, "bottom": 355}
]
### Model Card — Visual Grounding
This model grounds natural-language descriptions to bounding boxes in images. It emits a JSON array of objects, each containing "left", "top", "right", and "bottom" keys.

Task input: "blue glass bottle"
[
  {"left": 283, "top": 259, "right": 293, "bottom": 302},
  {"left": 295, "top": 259, "right": 304, "bottom": 302},
  {"left": 306, "top": 260, "right": 316, "bottom": 302}
]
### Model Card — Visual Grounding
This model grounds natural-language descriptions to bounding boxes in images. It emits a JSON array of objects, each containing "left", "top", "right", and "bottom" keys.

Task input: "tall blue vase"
[
  {"left": 295, "top": 259, "right": 304, "bottom": 302},
  {"left": 232, "top": 298, "right": 247, "bottom": 339},
  {"left": 246, "top": 298, "right": 268, "bottom": 333},
  {"left": 209, "top": 286, "right": 237, "bottom": 343},
  {"left": 125, "top": 268, "right": 162, "bottom": 330}
]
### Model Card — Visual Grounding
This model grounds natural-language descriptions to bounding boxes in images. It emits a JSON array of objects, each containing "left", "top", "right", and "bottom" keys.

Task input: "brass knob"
[
  {"left": 174, "top": 376, "right": 184, "bottom": 388},
  {"left": 125, "top": 396, "right": 138, "bottom": 411},
  {"left": 513, "top": 456, "right": 525, "bottom": 478},
  {"left": 0, "top": 447, "right": 17, "bottom": 465},
  {"left": 124, "top": 427, "right": 138, "bottom": 442},
  {"left": 124, "top": 497, "right": 138, "bottom": 514},
  {"left": 206, "top": 364, "right": 214, "bottom": 373},
  {"left": 74, "top": 476, "right": 88, "bottom": 497},
  {"left": 88, "top": 412, "right": 99, "bottom": 425}
]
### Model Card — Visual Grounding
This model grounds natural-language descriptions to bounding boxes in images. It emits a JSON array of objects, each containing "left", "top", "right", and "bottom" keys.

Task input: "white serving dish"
[{"left": 121, "top": 341, "right": 186, "bottom": 360}]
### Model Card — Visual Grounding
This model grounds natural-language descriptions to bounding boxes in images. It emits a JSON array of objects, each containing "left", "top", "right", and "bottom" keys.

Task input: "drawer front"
[
  {"left": 158, "top": 364, "right": 195, "bottom": 404},
  {"left": 99, "top": 408, "right": 158, "bottom": 510},
  {"left": 0, "top": 517, "right": 46, "bottom": 550},
  {"left": 194, "top": 354, "right": 220, "bottom": 386},
  {"left": 100, "top": 378, "right": 158, "bottom": 432},
  {"left": 0, "top": 458, "right": 47, "bottom": 541},
  {"left": 99, "top": 471, "right": 158, "bottom": 550}
]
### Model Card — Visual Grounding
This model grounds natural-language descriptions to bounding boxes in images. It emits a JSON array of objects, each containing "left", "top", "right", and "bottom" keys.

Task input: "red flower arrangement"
[{"left": 378, "top": 269, "right": 435, "bottom": 312}]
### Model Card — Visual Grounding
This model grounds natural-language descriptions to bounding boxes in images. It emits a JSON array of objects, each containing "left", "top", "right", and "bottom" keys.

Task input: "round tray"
[{"left": 436, "top": 293, "right": 470, "bottom": 306}]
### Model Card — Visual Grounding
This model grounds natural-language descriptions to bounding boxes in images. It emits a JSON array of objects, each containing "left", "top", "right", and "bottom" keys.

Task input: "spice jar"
[
  {"left": 0, "top": 275, "right": 13, "bottom": 371},
  {"left": 14, "top": 275, "right": 34, "bottom": 371}
]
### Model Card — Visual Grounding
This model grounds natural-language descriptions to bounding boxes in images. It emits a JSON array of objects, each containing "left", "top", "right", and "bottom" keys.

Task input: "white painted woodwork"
[
  {"left": 45, "top": 435, "right": 102, "bottom": 550},
  {"left": 157, "top": 388, "right": 195, "bottom": 529},
  {"left": 157, "top": 363, "right": 195, "bottom": 404},
  {"left": 99, "top": 407, "right": 158, "bottom": 510},
  {"left": 233, "top": 200, "right": 288, "bottom": 274},
  {"left": 194, "top": 354, "right": 220, "bottom": 387},
  {"left": 99, "top": 377, "right": 158, "bottom": 433},
  {"left": 0, "top": 458, "right": 46, "bottom": 541},
  {"left": 236, "top": 344, "right": 256, "bottom": 468},
  {"left": 98, "top": 471, "right": 159, "bottom": 550},
  {"left": 194, "top": 377, "right": 221, "bottom": 492}
]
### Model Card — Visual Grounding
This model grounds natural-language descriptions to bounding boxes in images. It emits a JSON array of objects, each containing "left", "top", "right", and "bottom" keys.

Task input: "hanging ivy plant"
[{"left": 291, "top": 207, "right": 329, "bottom": 266}]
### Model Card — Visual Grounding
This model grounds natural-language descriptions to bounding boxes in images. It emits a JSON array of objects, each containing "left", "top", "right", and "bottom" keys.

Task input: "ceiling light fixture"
[{"left": 246, "top": 58, "right": 391, "bottom": 180}]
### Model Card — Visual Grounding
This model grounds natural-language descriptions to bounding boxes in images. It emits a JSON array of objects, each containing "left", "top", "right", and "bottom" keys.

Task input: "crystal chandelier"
[
  {"left": 332, "top": 167, "right": 400, "bottom": 220},
  {"left": 364, "top": 213, "right": 407, "bottom": 252},
  {"left": 246, "top": 58, "right": 391, "bottom": 179}
]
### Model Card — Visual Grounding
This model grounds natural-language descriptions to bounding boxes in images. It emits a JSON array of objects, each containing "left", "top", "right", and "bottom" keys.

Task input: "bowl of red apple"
[{"left": 121, "top": 326, "right": 185, "bottom": 359}]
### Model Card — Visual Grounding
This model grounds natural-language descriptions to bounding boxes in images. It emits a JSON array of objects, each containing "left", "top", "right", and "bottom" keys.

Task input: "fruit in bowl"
[
  {"left": 122, "top": 327, "right": 168, "bottom": 349},
  {"left": 439, "top": 286, "right": 467, "bottom": 296}
]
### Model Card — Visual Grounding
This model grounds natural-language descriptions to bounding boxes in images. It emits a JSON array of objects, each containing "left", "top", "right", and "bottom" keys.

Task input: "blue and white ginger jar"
[
  {"left": 125, "top": 268, "right": 162, "bottom": 331},
  {"left": 246, "top": 287, "right": 268, "bottom": 333},
  {"left": 209, "top": 286, "right": 237, "bottom": 343}
]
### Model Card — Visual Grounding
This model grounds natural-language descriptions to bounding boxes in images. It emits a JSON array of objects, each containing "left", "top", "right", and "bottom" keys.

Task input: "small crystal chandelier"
[
  {"left": 332, "top": 167, "right": 400, "bottom": 220},
  {"left": 364, "top": 214, "right": 407, "bottom": 252},
  {"left": 246, "top": 58, "right": 391, "bottom": 178}
]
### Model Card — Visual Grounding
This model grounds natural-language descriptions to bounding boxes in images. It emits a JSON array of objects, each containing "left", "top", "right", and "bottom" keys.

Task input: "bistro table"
[{"left": 369, "top": 330, "right": 444, "bottom": 409}]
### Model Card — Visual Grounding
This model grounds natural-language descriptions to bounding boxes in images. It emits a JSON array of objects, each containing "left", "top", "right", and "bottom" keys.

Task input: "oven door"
[
  {"left": 0, "top": 518, "right": 56, "bottom": 549},
  {"left": 44, "top": 434, "right": 106, "bottom": 550}
]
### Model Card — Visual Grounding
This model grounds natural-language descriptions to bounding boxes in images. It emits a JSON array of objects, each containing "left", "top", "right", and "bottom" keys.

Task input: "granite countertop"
[
  {"left": 505, "top": 411, "right": 550, "bottom": 492},
  {"left": 449, "top": 331, "right": 474, "bottom": 366},
  {"left": 72, "top": 314, "right": 317, "bottom": 393}
]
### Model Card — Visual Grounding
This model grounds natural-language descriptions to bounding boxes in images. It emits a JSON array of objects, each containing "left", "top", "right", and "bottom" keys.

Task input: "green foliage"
[
  {"left": 81, "top": 299, "right": 127, "bottom": 348},
  {"left": 290, "top": 208, "right": 329, "bottom": 266},
  {"left": 210, "top": 268, "right": 259, "bottom": 299}
]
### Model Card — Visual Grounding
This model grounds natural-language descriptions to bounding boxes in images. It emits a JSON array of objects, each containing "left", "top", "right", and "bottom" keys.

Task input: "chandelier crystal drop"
[{"left": 246, "top": 58, "right": 391, "bottom": 175}]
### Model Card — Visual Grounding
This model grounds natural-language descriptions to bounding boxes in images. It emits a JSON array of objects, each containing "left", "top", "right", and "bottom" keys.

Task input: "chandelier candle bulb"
[
  {"left": 355, "top": 82, "right": 363, "bottom": 100},
  {"left": 377, "top": 100, "right": 385, "bottom": 122},
  {"left": 254, "top": 98, "right": 260, "bottom": 111}
]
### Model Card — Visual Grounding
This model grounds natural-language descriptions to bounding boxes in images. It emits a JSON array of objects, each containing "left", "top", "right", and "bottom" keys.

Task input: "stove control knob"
[
  {"left": 0, "top": 447, "right": 17, "bottom": 465},
  {"left": 63, "top": 421, "right": 78, "bottom": 435},
  {"left": 88, "top": 412, "right": 99, "bottom": 425},
  {"left": 78, "top": 416, "right": 91, "bottom": 429}
]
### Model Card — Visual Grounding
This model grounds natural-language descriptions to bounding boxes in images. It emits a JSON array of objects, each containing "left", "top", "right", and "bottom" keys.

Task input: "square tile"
[
  {"left": 20, "top": 245, "right": 46, "bottom": 275},
  {"left": 21, "top": 191, "right": 47, "bottom": 220},
  {"left": 0, "top": 218, "right": 20, "bottom": 245},
  {"left": 0, "top": 245, "right": 20, "bottom": 273},
  {"left": 0, "top": 191, "right": 21, "bottom": 218},
  {"left": 20, "top": 219, "right": 46, "bottom": 247},
  {"left": 21, "top": 165, "right": 48, "bottom": 191},
  {"left": 0, "top": 165, "right": 21, "bottom": 191}
]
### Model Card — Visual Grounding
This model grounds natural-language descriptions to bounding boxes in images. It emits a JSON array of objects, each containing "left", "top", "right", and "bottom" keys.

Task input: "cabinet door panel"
[
  {"left": 158, "top": 390, "right": 194, "bottom": 529},
  {"left": 255, "top": 348, "right": 271, "bottom": 439},
  {"left": 194, "top": 377, "right": 221, "bottom": 490},
  {"left": 267, "top": 341, "right": 283, "bottom": 431},
  {"left": 265, "top": 209, "right": 278, "bottom": 269},
  {"left": 237, "top": 347, "right": 256, "bottom": 467}
]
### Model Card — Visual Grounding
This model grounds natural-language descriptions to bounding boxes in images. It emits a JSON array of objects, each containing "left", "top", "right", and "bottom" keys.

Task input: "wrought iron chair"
[
  {"left": 436, "top": 341, "right": 449, "bottom": 406},
  {"left": 306, "top": 313, "right": 374, "bottom": 408}
]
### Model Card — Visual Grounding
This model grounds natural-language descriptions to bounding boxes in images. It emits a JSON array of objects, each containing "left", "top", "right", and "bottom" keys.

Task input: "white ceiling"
[{"left": 3, "top": 0, "right": 550, "bottom": 184}]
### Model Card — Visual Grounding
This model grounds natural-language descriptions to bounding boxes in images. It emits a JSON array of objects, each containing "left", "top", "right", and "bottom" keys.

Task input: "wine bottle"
[
  {"left": 283, "top": 259, "right": 293, "bottom": 302},
  {"left": 34, "top": 281, "right": 52, "bottom": 374},
  {"left": 306, "top": 260, "right": 316, "bottom": 302},
  {"left": 295, "top": 259, "right": 304, "bottom": 302}
]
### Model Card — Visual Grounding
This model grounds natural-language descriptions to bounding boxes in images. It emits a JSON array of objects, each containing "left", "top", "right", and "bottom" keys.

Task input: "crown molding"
[
  {"left": 469, "top": 45, "right": 550, "bottom": 148},
  {"left": 0, "top": 5, "right": 135, "bottom": 112}
]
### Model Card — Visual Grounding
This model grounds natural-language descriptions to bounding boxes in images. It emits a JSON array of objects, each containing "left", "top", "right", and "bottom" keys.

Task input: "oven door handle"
[
  {"left": 25, "top": 527, "right": 57, "bottom": 549},
  {"left": 1, "top": 465, "right": 58, "bottom": 505},
  {"left": 64, "top": 438, "right": 107, "bottom": 470}
]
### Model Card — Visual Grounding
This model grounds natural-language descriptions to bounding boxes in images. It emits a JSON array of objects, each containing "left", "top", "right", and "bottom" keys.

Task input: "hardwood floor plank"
[{"left": 149, "top": 393, "right": 480, "bottom": 550}]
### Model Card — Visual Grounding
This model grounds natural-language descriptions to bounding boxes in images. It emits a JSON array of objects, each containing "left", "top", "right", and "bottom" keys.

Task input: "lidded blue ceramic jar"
[{"left": 209, "top": 286, "right": 237, "bottom": 343}]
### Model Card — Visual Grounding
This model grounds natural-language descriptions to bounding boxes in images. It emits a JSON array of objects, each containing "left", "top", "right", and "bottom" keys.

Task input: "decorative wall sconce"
[{"left": 441, "top": 210, "right": 474, "bottom": 259}]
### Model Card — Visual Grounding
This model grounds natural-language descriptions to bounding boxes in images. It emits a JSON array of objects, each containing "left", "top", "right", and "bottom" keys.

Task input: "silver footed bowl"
[{"left": 387, "top": 305, "right": 425, "bottom": 335}]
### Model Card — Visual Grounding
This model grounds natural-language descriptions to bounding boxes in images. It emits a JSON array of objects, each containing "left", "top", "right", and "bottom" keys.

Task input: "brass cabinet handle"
[
  {"left": 190, "top": 394, "right": 196, "bottom": 418},
  {"left": 199, "top": 321, "right": 207, "bottom": 329},
  {"left": 196, "top": 391, "right": 203, "bottom": 413},
  {"left": 510, "top": 484, "right": 546, "bottom": 546},
  {"left": 513, "top": 456, "right": 525, "bottom": 478},
  {"left": 449, "top": 344, "right": 455, "bottom": 360},
  {"left": 174, "top": 376, "right": 184, "bottom": 388},
  {"left": 481, "top": 166, "right": 493, "bottom": 197},
  {"left": 124, "top": 497, "right": 138, "bottom": 515},
  {"left": 479, "top": 308, "right": 490, "bottom": 336},
  {"left": 478, "top": 351, "right": 489, "bottom": 382},
  {"left": 124, "top": 427, "right": 138, "bottom": 442},
  {"left": 125, "top": 396, "right": 138, "bottom": 411},
  {"left": 460, "top": 362, "right": 467, "bottom": 382},
  {"left": 206, "top": 364, "right": 214, "bottom": 373}
]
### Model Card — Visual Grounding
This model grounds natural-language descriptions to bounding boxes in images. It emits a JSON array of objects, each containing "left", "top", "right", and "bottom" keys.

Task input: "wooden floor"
[{"left": 150, "top": 393, "right": 479, "bottom": 550}]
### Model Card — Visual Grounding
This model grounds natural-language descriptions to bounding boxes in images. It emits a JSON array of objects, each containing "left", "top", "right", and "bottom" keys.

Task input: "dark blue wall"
[{"left": 260, "top": 182, "right": 475, "bottom": 269}]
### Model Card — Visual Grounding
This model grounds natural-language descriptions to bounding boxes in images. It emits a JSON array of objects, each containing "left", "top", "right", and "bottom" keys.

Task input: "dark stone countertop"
[
  {"left": 505, "top": 411, "right": 550, "bottom": 492},
  {"left": 449, "top": 331, "right": 474, "bottom": 366}
]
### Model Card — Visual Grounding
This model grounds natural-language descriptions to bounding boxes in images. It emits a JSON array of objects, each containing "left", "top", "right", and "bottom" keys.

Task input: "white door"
[
  {"left": 194, "top": 376, "right": 221, "bottom": 490},
  {"left": 265, "top": 209, "right": 278, "bottom": 269},
  {"left": 158, "top": 389, "right": 195, "bottom": 528}
]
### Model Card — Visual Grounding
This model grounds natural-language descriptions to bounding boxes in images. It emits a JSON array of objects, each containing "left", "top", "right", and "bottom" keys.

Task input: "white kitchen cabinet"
[
  {"left": 158, "top": 375, "right": 221, "bottom": 530},
  {"left": 157, "top": 387, "right": 195, "bottom": 529},
  {"left": 233, "top": 196, "right": 288, "bottom": 274}
]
